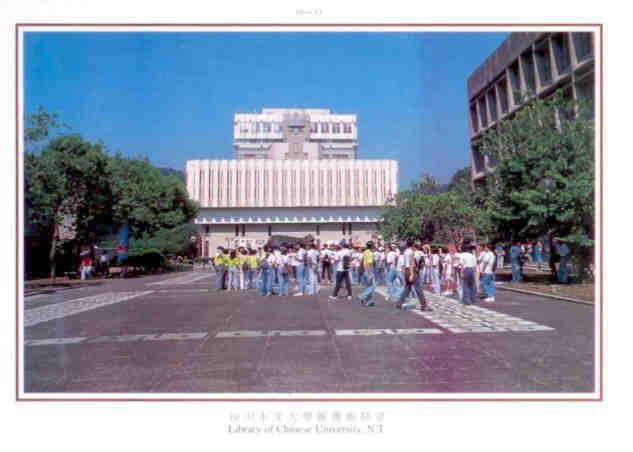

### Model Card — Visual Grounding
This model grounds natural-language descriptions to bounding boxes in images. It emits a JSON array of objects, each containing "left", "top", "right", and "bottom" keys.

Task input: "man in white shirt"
[
  {"left": 460, "top": 244, "right": 478, "bottom": 305},
  {"left": 395, "top": 239, "right": 430, "bottom": 311},
  {"left": 479, "top": 244, "right": 496, "bottom": 302},
  {"left": 430, "top": 249, "right": 441, "bottom": 295},
  {"left": 329, "top": 242, "right": 353, "bottom": 302}
]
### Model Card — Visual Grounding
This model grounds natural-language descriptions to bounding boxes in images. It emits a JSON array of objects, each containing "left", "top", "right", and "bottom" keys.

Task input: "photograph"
[{"left": 17, "top": 25, "right": 599, "bottom": 399}]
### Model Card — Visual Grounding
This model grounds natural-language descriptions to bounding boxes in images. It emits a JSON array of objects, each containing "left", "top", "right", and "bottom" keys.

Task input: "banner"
[{"left": 116, "top": 224, "right": 129, "bottom": 263}]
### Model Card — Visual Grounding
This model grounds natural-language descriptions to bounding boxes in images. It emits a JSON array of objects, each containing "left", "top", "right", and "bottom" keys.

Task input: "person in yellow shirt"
[
  {"left": 246, "top": 249, "right": 258, "bottom": 289},
  {"left": 226, "top": 250, "right": 239, "bottom": 291},
  {"left": 358, "top": 241, "right": 376, "bottom": 307},
  {"left": 213, "top": 247, "right": 227, "bottom": 290}
]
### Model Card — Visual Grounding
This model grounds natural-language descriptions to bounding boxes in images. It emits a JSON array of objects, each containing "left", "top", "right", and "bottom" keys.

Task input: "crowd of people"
[{"left": 211, "top": 238, "right": 507, "bottom": 309}]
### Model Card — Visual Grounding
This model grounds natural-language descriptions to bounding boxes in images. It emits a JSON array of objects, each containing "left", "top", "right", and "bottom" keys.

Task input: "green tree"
[
  {"left": 25, "top": 135, "right": 111, "bottom": 279},
  {"left": 130, "top": 223, "right": 199, "bottom": 257},
  {"left": 24, "top": 105, "right": 70, "bottom": 151},
  {"left": 479, "top": 90, "right": 594, "bottom": 276},
  {"left": 447, "top": 166, "right": 472, "bottom": 192},
  {"left": 108, "top": 154, "right": 198, "bottom": 239}
]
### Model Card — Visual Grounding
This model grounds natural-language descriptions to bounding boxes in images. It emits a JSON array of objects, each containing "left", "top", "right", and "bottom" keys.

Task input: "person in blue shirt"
[
  {"left": 509, "top": 241, "right": 522, "bottom": 283},
  {"left": 555, "top": 240, "right": 571, "bottom": 283}
]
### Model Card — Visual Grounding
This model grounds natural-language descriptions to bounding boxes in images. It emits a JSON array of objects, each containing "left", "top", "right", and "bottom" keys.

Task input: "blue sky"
[{"left": 24, "top": 31, "right": 507, "bottom": 188}]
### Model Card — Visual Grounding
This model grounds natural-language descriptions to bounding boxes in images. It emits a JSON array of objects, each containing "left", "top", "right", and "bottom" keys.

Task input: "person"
[
  {"left": 260, "top": 247, "right": 274, "bottom": 296},
  {"left": 79, "top": 254, "right": 93, "bottom": 280},
  {"left": 479, "top": 243, "right": 496, "bottom": 302},
  {"left": 374, "top": 246, "right": 386, "bottom": 286},
  {"left": 495, "top": 244, "right": 505, "bottom": 270},
  {"left": 294, "top": 244, "right": 307, "bottom": 296},
  {"left": 385, "top": 243, "right": 400, "bottom": 300},
  {"left": 99, "top": 252, "right": 109, "bottom": 277},
  {"left": 358, "top": 241, "right": 376, "bottom": 307},
  {"left": 277, "top": 247, "right": 291, "bottom": 296},
  {"left": 226, "top": 249, "right": 239, "bottom": 290},
  {"left": 329, "top": 242, "right": 353, "bottom": 302},
  {"left": 555, "top": 240, "right": 571, "bottom": 283},
  {"left": 306, "top": 242, "right": 319, "bottom": 295},
  {"left": 350, "top": 245, "right": 361, "bottom": 285},
  {"left": 395, "top": 244, "right": 407, "bottom": 299},
  {"left": 430, "top": 248, "right": 441, "bottom": 295},
  {"left": 213, "top": 247, "right": 227, "bottom": 290},
  {"left": 237, "top": 247, "right": 247, "bottom": 291},
  {"left": 442, "top": 245, "right": 456, "bottom": 296},
  {"left": 247, "top": 249, "right": 258, "bottom": 289},
  {"left": 534, "top": 240, "right": 544, "bottom": 271},
  {"left": 460, "top": 244, "right": 478, "bottom": 305},
  {"left": 395, "top": 239, "right": 430, "bottom": 311},
  {"left": 509, "top": 241, "right": 522, "bottom": 283},
  {"left": 320, "top": 243, "right": 333, "bottom": 284}
]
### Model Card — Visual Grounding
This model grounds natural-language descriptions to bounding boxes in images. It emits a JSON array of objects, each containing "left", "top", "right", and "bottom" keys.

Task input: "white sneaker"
[
  {"left": 293, "top": 293, "right": 303, "bottom": 297},
  {"left": 485, "top": 297, "right": 495, "bottom": 303}
]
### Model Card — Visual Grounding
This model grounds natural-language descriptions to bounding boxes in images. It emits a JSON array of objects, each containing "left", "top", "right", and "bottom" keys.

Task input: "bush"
[{"left": 124, "top": 248, "right": 166, "bottom": 273}]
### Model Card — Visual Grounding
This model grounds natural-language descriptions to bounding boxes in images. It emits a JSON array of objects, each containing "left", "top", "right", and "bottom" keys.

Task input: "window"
[
  {"left": 250, "top": 122, "right": 257, "bottom": 133},
  {"left": 551, "top": 33, "right": 571, "bottom": 76},
  {"left": 487, "top": 89, "right": 498, "bottom": 123},
  {"left": 575, "top": 72, "right": 595, "bottom": 119},
  {"left": 343, "top": 123, "right": 352, "bottom": 133},
  {"left": 534, "top": 40, "right": 553, "bottom": 88},
  {"left": 478, "top": 96, "right": 488, "bottom": 128},
  {"left": 521, "top": 50, "right": 536, "bottom": 94},
  {"left": 332, "top": 123, "right": 341, "bottom": 133},
  {"left": 255, "top": 122, "right": 261, "bottom": 133},
  {"left": 310, "top": 122, "right": 318, "bottom": 133},
  {"left": 472, "top": 145, "right": 485, "bottom": 174},
  {"left": 320, "top": 122, "right": 329, "bottom": 133},
  {"left": 572, "top": 32, "right": 593, "bottom": 62},
  {"left": 263, "top": 122, "right": 271, "bottom": 133},
  {"left": 274, "top": 122, "right": 282, "bottom": 133},
  {"left": 240, "top": 122, "right": 249, "bottom": 133},
  {"left": 508, "top": 60, "right": 522, "bottom": 106},
  {"left": 470, "top": 103, "right": 479, "bottom": 132},
  {"left": 497, "top": 78, "right": 509, "bottom": 114}
]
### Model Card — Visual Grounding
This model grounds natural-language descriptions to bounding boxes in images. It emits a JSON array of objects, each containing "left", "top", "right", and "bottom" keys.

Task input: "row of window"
[
  {"left": 470, "top": 32, "right": 594, "bottom": 134},
  {"left": 230, "top": 223, "right": 351, "bottom": 237},
  {"left": 237, "top": 122, "right": 354, "bottom": 134}
]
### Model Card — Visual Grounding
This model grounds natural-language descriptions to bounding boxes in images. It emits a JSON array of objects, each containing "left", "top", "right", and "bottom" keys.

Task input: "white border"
[{"left": 16, "top": 23, "right": 602, "bottom": 401}]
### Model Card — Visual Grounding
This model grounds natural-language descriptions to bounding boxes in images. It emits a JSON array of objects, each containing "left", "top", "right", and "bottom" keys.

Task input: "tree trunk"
[{"left": 49, "top": 230, "right": 57, "bottom": 282}]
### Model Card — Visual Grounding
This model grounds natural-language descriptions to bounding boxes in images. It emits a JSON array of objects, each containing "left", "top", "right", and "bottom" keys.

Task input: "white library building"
[{"left": 185, "top": 108, "right": 398, "bottom": 255}]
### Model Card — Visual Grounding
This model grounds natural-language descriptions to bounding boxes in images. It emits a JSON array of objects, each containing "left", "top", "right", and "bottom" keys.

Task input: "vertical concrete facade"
[{"left": 467, "top": 32, "right": 595, "bottom": 184}]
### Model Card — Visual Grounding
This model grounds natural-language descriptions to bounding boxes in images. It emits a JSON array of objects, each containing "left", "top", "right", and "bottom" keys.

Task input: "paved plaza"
[{"left": 23, "top": 270, "right": 595, "bottom": 394}]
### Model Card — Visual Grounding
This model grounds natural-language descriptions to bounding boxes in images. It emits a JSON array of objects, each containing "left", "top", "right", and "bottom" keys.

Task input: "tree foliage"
[
  {"left": 24, "top": 108, "right": 199, "bottom": 278},
  {"left": 478, "top": 91, "right": 594, "bottom": 251},
  {"left": 108, "top": 154, "right": 198, "bottom": 238},
  {"left": 379, "top": 169, "right": 492, "bottom": 245}
]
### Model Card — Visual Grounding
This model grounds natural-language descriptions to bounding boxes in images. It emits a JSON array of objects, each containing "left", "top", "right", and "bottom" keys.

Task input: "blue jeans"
[
  {"left": 214, "top": 265, "right": 225, "bottom": 289},
  {"left": 260, "top": 268, "right": 273, "bottom": 295},
  {"left": 510, "top": 259, "right": 521, "bottom": 282},
  {"left": 481, "top": 273, "right": 495, "bottom": 297},
  {"left": 375, "top": 263, "right": 385, "bottom": 285},
  {"left": 245, "top": 269, "right": 256, "bottom": 289},
  {"left": 228, "top": 267, "right": 238, "bottom": 289},
  {"left": 332, "top": 271, "right": 352, "bottom": 297},
  {"left": 278, "top": 269, "right": 290, "bottom": 295},
  {"left": 359, "top": 273, "right": 375, "bottom": 303},
  {"left": 462, "top": 267, "right": 476, "bottom": 305},
  {"left": 295, "top": 264, "right": 306, "bottom": 294},
  {"left": 497, "top": 255, "right": 504, "bottom": 270},
  {"left": 306, "top": 267, "right": 318, "bottom": 294},
  {"left": 386, "top": 266, "right": 398, "bottom": 297},
  {"left": 558, "top": 256, "right": 569, "bottom": 283},
  {"left": 431, "top": 267, "right": 440, "bottom": 294}
]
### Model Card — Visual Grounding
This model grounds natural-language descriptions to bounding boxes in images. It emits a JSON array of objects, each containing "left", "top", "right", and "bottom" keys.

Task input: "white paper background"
[{"left": 1, "top": 0, "right": 629, "bottom": 449}]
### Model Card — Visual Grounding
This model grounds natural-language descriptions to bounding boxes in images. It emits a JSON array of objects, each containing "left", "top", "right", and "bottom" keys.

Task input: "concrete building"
[
  {"left": 187, "top": 108, "right": 397, "bottom": 255},
  {"left": 233, "top": 108, "right": 357, "bottom": 160},
  {"left": 468, "top": 32, "right": 595, "bottom": 184}
]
